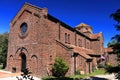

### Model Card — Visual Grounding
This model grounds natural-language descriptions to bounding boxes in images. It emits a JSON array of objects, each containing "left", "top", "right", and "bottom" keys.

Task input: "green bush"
[
  {"left": 75, "top": 70, "right": 81, "bottom": 75},
  {"left": 97, "top": 64, "right": 105, "bottom": 68},
  {"left": 52, "top": 57, "right": 69, "bottom": 77}
]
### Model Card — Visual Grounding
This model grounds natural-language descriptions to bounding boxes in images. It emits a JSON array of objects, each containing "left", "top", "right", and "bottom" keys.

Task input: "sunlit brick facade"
[{"left": 6, "top": 3, "right": 104, "bottom": 77}]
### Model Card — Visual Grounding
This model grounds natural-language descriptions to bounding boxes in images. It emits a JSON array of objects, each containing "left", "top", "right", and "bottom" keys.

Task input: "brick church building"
[{"left": 6, "top": 3, "right": 104, "bottom": 77}]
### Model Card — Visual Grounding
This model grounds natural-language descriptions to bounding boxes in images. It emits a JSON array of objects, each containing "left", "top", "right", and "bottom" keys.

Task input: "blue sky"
[{"left": 0, "top": 0, "right": 120, "bottom": 47}]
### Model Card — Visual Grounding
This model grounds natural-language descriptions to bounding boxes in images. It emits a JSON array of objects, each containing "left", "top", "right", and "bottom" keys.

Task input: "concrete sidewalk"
[
  {"left": 0, "top": 76, "right": 41, "bottom": 80},
  {"left": 0, "top": 70, "right": 21, "bottom": 78},
  {"left": 92, "top": 74, "right": 118, "bottom": 80},
  {"left": 0, "top": 70, "right": 41, "bottom": 80}
]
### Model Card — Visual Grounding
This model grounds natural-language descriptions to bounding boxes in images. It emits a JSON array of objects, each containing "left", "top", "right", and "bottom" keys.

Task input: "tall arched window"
[
  {"left": 65, "top": 33, "right": 70, "bottom": 44},
  {"left": 78, "top": 39, "right": 82, "bottom": 47},
  {"left": 20, "top": 23, "right": 28, "bottom": 36},
  {"left": 68, "top": 34, "right": 70, "bottom": 44},
  {"left": 65, "top": 33, "right": 67, "bottom": 43}
]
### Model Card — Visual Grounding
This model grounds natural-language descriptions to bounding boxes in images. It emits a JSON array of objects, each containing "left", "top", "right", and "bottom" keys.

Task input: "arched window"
[
  {"left": 65, "top": 33, "right": 67, "bottom": 43},
  {"left": 68, "top": 34, "right": 70, "bottom": 44},
  {"left": 65, "top": 33, "right": 70, "bottom": 44},
  {"left": 20, "top": 23, "right": 28, "bottom": 36},
  {"left": 78, "top": 39, "right": 82, "bottom": 47}
]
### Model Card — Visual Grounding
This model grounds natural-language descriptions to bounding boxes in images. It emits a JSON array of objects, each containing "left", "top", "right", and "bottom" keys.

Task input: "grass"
[
  {"left": 87, "top": 69, "right": 106, "bottom": 77},
  {"left": 42, "top": 69, "right": 106, "bottom": 80},
  {"left": 42, "top": 76, "right": 73, "bottom": 80},
  {"left": 69, "top": 74, "right": 87, "bottom": 79},
  {"left": 69, "top": 69, "right": 106, "bottom": 78}
]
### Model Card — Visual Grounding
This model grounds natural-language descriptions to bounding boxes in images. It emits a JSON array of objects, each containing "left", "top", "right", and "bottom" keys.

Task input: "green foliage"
[
  {"left": 52, "top": 57, "right": 69, "bottom": 77},
  {"left": 97, "top": 64, "right": 105, "bottom": 68},
  {"left": 70, "top": 69, "right": 106, "bottom": 79},
  {"left": 42, "top": 76, "right": 73, "bottom": 80},
  {"left": 107, "top": 9, "right": 120, "bottom": 79},
  {"left": 85, "top": 69, "right": 105, "bottom": 78},
  {"left": 0, "top": 32, "right": 9, "bottom": 69},
  {"left": 111, "top": 9, "right": 120, "bottom": 23},
  {"left": 107, "top": 40, "right": 117, "bottom": 47},
  {"left": 42, "top": 69, "right": 106, "bottom": 80},
  {"left": 75, "top": 70, "right": 81, "bottom": 75},
  {"left": 69, "top": 74, "right": 86, "bottom": 79}
]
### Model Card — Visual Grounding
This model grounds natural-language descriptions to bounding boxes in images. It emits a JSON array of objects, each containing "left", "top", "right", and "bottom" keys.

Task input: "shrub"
[
  {"left": 52, "top": 57, "right": 69, "bottom": 77},
  {"left": 42, "top": 76, "right": 73, "bottom": 80},
  {"left": 76, "top": 70, "right": 81, "bottom": 75},
  {"left": 97, "top": 64, "right": 105, "bottom": 68}
]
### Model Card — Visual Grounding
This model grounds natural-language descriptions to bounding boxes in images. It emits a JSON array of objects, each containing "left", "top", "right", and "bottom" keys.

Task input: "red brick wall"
[
  {"left": 56, "top": 41, "right": 74, "bottom": 75},
  {"left": 108, "top": 53, "right": 117, "bottom": 66},
  {"left": 59, "top": 25, "right": 75, "bottom": 45},
  {"left": 6, "top": 4, "right": 57, "bottom": 77},
  {"left": 91, "top": 33, "right": 104, "bottom": 54},
  {"left": 6, "top": 3, "right": 104, "bottom": 77},
  {"left": 76, "top": 55, "right": 90, "bottom": 74}
]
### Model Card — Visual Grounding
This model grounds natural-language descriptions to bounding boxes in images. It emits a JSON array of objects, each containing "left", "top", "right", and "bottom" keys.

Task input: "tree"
[
  {"left": 0, "top": 32, "right": 9, "bottom": 69},
  {"left": 52, "top": 57, "right": 69, "bottom": 77},
  {"left": 106, "top": 9, "right": 120, "bottom": 79},
  {"left": 107, "top": 40, "right": 116, "bottom": 47}
]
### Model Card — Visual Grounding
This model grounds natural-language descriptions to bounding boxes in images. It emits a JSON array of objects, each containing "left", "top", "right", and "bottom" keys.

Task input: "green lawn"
[
  {"left": 42, "top": 69, "right": 106, "bottom": 80},
  {"left": 70, "top": 69, "right": 106, "bottom": 78},
  {"left": 87, "top": 69, "right": 106, "bottom": 77}
]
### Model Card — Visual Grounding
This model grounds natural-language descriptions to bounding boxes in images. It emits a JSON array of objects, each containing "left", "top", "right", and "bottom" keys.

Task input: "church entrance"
[{"left": 21, "top": 53, "right": 26, "bottom": 72}]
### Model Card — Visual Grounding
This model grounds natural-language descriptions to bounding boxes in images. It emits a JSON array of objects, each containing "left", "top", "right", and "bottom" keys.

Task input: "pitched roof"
[
  {"left": 90, "top": 32, "right": 103, "bottom": 40},
  {"left": 56, "top": 40, "right": 93, "bottom": 59},
  {"left": 73, "top": 47, "right": 92, "bottom": 59},
  {"left": 72, "top": 46, "right": 96, "bottom": 55},
  {"left": 104, "top": 47, "right": 113, "bottom": 53},
  {"left": 90, "top": 33, "right": 100, "bottom": 39}
]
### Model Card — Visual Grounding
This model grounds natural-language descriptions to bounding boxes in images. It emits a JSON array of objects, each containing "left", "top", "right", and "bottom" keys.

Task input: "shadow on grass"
[
  {"left": 42, "top": 77, "right": 108, "bottom": 80},
  {"left": 89, "top": 77, "right": 108, "bottom": 80},
  {"left": 42, "top": 77, "right": 73, "bottom": 80}
]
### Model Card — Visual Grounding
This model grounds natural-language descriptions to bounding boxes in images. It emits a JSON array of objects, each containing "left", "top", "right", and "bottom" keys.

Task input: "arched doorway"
[{"left": 21, "top": 53, "right": 26, "bottom": 72}]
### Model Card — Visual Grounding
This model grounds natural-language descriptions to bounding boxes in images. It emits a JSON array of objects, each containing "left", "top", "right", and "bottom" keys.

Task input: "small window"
[
  {"left": 87, "top": 42, "right": 90, "bottom": 49},
  {"left": 65, "top": 33, "right": 67, "bottom": 43},
  {"left": 68, "top": 34, "right": 70, "bottom": 44},
  {"left": 78, "top": 39, "right": 82, "bottom": 47},
  {"left": 20, "top": 23, "right": 28, "bottom": 36}
]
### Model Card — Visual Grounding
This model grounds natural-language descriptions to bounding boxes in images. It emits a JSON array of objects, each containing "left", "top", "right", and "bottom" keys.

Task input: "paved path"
[
  {"left": 0, "top": 76, "right": 41, "bottom": 80},
  {"left": 0, "top": 70, "right": 118, "bottom": 80},
  {"left": 93, "top": 74, "right": 118, "bottom": 80},
  {"left": 84, "top": 74, "right": 118, "bottom": 80},
  {"left": 0, "top": 70, "right": 41, "bottom": 80}
]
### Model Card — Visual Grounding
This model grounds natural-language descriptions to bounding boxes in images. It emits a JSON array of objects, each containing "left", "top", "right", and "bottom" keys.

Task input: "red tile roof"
[
  {"left": 104, "top": 47, "right": 113, "bottom": 53},
  {"left": 56, "top": 40, "right": 99, "bottom": 59},
  {"left": 73, "top": 47, "right": 92, "bottom": 59},
  {"left": 90, "top": 33, "right": 100, "bottom": 39}
]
